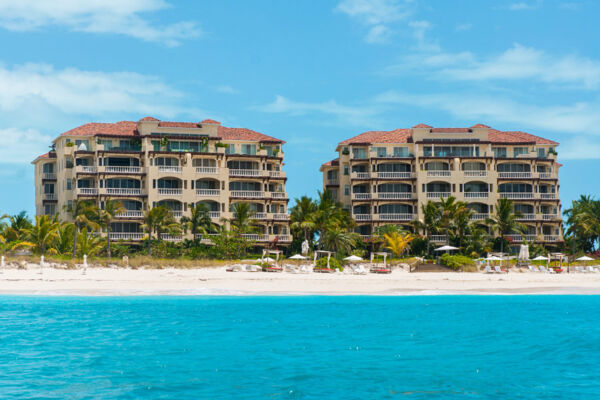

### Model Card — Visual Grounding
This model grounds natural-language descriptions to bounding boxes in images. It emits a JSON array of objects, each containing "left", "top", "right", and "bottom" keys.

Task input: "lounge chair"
[
  {"left": 575, "top": 266, "right": 584, "bottom": 273},
  {"left": 284, "top": 264, "right": 298, "bottom": 273},
  {"left": 351, "top": 264, "right": 367, "bottom": 275},
  {"left": 494, "top": 266, "right": 504, "bottom": 274},
  {"left": 586, "top": 266, "right": 597, "bottom": 273},
  {"left": 483, "top": 265, "right": 494, "bottom": 274},
  {"left": 528, "top": 265, "right": 539, "bottom": 272}
]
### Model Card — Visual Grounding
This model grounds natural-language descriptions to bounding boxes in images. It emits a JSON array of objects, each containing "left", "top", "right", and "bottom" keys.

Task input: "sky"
[{"left": 0, "top": 0, "right": 598, "bottom": 216}]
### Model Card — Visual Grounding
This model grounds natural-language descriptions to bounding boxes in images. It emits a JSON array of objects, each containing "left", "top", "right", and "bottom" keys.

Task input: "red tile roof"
[
  {"left": 321, "top": 158, "right": 339, "bottom": 167},
  {"left": 56, "top": 118, "right": 284, "bottom": 143},
  {"left": 339, "top": 128, "right": 412, "bottom": 145},
  {"left": 201, "top": 119, "right": 221, "bottom": 124},
  {"left": 218, "top": 126, "right": 285, "bottom": 143},
  {"left": 338, "top": 125, "right": 558, "bottom": 146}
]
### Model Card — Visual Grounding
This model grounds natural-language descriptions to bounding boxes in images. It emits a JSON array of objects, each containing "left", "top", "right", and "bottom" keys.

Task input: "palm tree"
[
  {"left": 23, "top": 215, "right": 60, "bottom": 255},
  {"left": 571, "top": 197, "right": 600, "bottom": 251},
  {"left": 439, "top": 196, "right": 460, "bottom": 245},
  {"left": 413, "top": 201, "right": 440, "bottom": 255},
  {"left": 311, "top": 190, "right": 353, "bottom": 249},
  {"left": 229, "top": 203, "right": 256, "bottom": 235},
  {"left": 454, "top": 204, "right": 475, "bottom": 250},
  {"left": 290, "top": 196, "right": 317, "bottom": 242},
  {"left": 53, "top": 222, "right": 75, "bottom": 255},
  {"left": 77, "top": 227, "right": 104, "bottom": 257},
  {"left": 141, "top": 206, "right": 180, "bottom": 256},
  {"left": 182, "top": 203, "right": 216, "bottom": 243},
  {"left": 63, "top": 200, "right": 99, "bottom": 258},
  {"left": 97, "top": 198, "right": 125, "bottom": 259},
  {"left": 564, "top": 195, "right": 597, "bottom": 252},
  {"left": 384, "top": 232, "right": 415, "bottom": 259},
  {"left": 3, "top": 211, "right": 32, "bottom": 242},
  {"left": 321, "top": 226, "right": 360, "bottom": 256},
  {"left": 486, "top": 198, "right": 526, "bottom": 256}
]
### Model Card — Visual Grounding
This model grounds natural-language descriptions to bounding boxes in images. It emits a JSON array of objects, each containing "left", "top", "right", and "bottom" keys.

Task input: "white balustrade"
[
  {"left": 79, "top": 166, "right": 97, "bottom": 173},
  {"left": 463, "top": 171, "right": 487, "bottom": 177},
  {"left": 517, "top": 214, "right": 536, "bottom": 221},
  {"left": 78, "top": 188, "right": 97, "bottom": 195},
  {"left": 109, "top": 232, "right": 144, "bottom": 240},
  {"left": 427, "top": 171, "right": 451, "bottom": 177},
  {"left": 540, "top": 193, "right": 557, "bottom": 200},
  {"left": 229, "top": 169, "right": 261, "bottom": 177},
  {"left": 377, "top": 192, "right": 413, "bottom": 200},
  {"left": 430, "top": 235, "right": 448, "bottom": 243},
  {"left": 498, "top": 172, "right": 532, "bottom": 179},
  {"left": 270, "top": 192, "right": 287, "bottom": 199},
  {"left": 353, "top": 193, "right": 371, "bottom": 200},
  {"left": 376, "top": 172, "right": 412, "bottom": 179},
  {"left": 427, "top": 192, "right": 451, "bottom": 199},
  {"left": 470, "top": 213, "right": 489, "bottom": 221},
  {"left": 160, "top": 234, "right": 183, "bottom": 242},
  {"left": 354, "top": 214, "right": 372, "bottom": 221},
  {"left": 499, "top": 193, "right": 534, "bottom": 199},
  {"left": 117, "top": 210, "right": 143, "bottom": 218},
  {"left": 106, "top": 188, "right": 141, "bottom": 195},
  {"left": 43, "top": 193, "right": 57, "bottom": 200},
  {"left": 196, "top": 189, "right": 220, "bottom": 197},
  {"left": 195, "top": 167, "right": 218, "bottom": 174},
  {"left": 158, "top": 166, "right": 182, "bottom": 173},
  {"left": 254, "top": 213, "right": 268, "bottom": 220},
  {"left": 105, "top": 166, "right": 140, "bottom": 173},
  {"left": 209, "top": 212, "right": 221, "bottom": 219},
  {"left": 43, "top": 173, "right": 57, "bottom": 179},
  {"left": 378, "top": 213, "right": 414, "bottom": 221},
  {"left": 464, "top": 192, "right": 489, "bottom": 199},
  {"left": 158, "top": 188, "right": 182, "bottom": 196},
  {"left": 273, "top": 213, "right": 289, "bottom": 220},
  {"left": 231, "top": 191, "right": 264, "bottom": 198}
]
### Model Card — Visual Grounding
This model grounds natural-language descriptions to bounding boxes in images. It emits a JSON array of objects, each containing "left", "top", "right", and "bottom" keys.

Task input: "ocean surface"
[{"left": 1, "top": 295, "right": 599, "bottom": 399}]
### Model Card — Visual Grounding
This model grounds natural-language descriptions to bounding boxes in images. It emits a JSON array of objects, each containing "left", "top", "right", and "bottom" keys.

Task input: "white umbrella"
[
  {"left": 289, "top": 254, "right": 308, "bottom": 260},
  {"left": 343, "top": 255, "right": 363, "bottom": 262},
  {"left": 518, "top": 244, "right": 529, "bottom": 261},
  {"left": 434, "top": 245, "right": 459, "bottom": 252},
  {"left": 576, "top": 256, "right": 594, "bottom": 261},
  {"left": 257, "top": 257, "right": 275, "bottom": 262},
  {"left": 532, "top": 255, "right": 547, "bottom": 261},
  {"left": 485, "top": 255, "right": 503, "bottom": 261}
]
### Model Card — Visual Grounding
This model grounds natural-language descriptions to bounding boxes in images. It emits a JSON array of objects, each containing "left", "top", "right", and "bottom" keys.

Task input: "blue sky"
[{"left": 0, "top": 0, "right": 598, "bottom": 216}]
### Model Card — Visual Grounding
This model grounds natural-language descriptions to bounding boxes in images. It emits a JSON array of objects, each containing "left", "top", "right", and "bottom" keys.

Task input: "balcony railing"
[
  {"left": 270, "top": 192, "right": 287, "bottom": 199},
  {"left": 354, "top": 214, "right": 372, "bottom": 221},
  {"left": 430, "top": 235, "right": 448, "bottom": 243},
  {"left": 196, "top": 189, "right": 220, "bottom": 197},
  {"left": 354, "top": 172, "right": 370, "bottom": 179},
  {"left": 378, "top": 213, "right": 414, "bottom": 221},
  {"left": 116, "top": 210, "right": 143, "bottom": 218},
  {"left": 506, "top": 234, "right": 537, "bottom": 242},
  {"left": 231, "top": 191, "right": 264, "bottom": 198},
  {"left": 160, "top": 234, "right": 183, "bottom": 242},
  {"left": 77, "top": 188, "right": 98, "bottom": 196},
  {"left": 352, "top": 193, "right": 371, "bottom": 200},
  {"left": 376, "top": 172, "right": 413, "bottom": 179},
  {"left": 273, "top": 213, "right": 289, "bottom": 220},
  {"left": 268, "top": 171, "right": 284, "bottom": 178},
  {"left": 209, "top": 211, "right": 221, "bottom": 219},
  {"left": 78, "top": 166, "right": 97, "bottom": 174},
  {"left": 110, "top": 232, "right": 144, "bottom": 240},
  {"left": 543, "top": 235, "right": 560, "bottom": 242},
  {"left": 464, "top": 192, "right": 489, "bottom": 199},
  {"left": 541, "top": 214, "right": 559, "bottom": 220},
  {"left": 158, "top": 188, "right": 182, "bottom": 196},
  {"left": 327, "top": 178, "right": 339, "bottom": 185},
  {"left": 463, "top": 171, "right": 487, "bottom": 177},
  {"left": 105, "top": 188, "right": 141, "bottom": 196},
  {"left": 498, "top": 172, "right": 532, "bottom": 179},
  {"left": 242, "top": 234, "right": 269, "bottom": 241},
  {"left": 43, "top": 173, "right": 57, "bottom": 180},
  {"left": 539, "top": 193, "right": 557, "bottom": 200},
  {"left": 105, "top": 166, "right": 141, "bottom": 174},
  {"left": 499, "top": 192, "right": 534, "bottom": 199},
  {"left": 43, "top": 193, "right": 57, "bottom": 200},
  {"left": 158, "top": 166, "right": 182, "bottom": 174},
  {"left": 254, "top": 213, "right": 268, "bottom": 220},
  {"left": 516, "top": 214, "right": 536, "bottom": 221},
  {"left": 195, "top": 167, "right": 218, "bottom": 174},
  {"left": 427, "top": 171, "right": 451, "bottom": 177},
  {"left": 170, "top": 211, "right": 183, "bottom": 219},
  {"left": 229, "top": 169, "right": 261, "bottom": 177},
  {"left": 538, "top": 172, "right": 552, "bottom": 179},
  {"left": 427, "top": 192, "right": 451, "bottom": 199},
  {"left": 377, "top": 192, "right": 413, "bottom": 200},
  {"left": 470, "top": 213, "right": 489, "bottom": 221}
]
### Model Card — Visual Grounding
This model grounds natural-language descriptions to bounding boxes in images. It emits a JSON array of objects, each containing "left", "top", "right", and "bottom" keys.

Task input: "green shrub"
[
  {"left": 315, "top": 257, "right": 341, "bottom": 271},
  {"left": 439, "top": 253, "right": 475, "bottom": 271}
]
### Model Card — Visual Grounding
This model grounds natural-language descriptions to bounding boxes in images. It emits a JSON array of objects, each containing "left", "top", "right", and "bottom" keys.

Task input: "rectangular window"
[
  {"left": 393, "top": 147, "right": 409, "bottom": 157},
  {"left": 513, "top": 147, "right": 528, "bottom": 157},
  {"left": 66, "top": 179, "right": 72, "bottom": 191},
  {"left": 493, "top": 147, "right": 507, "bottom": 158},
  {"left": 151, "top": 140, "right": 160, "bottom": 151},
  {"left": 374, "top": 147, "right": 387, "bottom": 157},
  {"left": 344, "top": 165, "right": 349, "bottom": 175},
  {"left": 352, "top": 148, "right": 367, "bottom": 159},
  {"left": 75, "top": 140, "right": 90, "bottom": 150},
  {"left": 344, "top": 185, "right": 350, "bottom": 196},
  {"left": 241, "top": 144, "right": 256, "bottom": 155},
  {"left": 99, "top": 139, "right": 113, "bottom": 150},
  {"left": 537, "top": 148, "right": 546, "bottom": 158},
  {"left": 225, "top": 144, "right": 236, "bottom": 154}
]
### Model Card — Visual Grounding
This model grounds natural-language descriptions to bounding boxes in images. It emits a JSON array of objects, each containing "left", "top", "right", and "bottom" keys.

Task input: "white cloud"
[
  {"left": 335, "top": 0, "right": 414, "bottom": 43},
  {"left": 375, "top": 90, "right": 600, "bottom": 135},
  {"left": 507, "top": 1, "right": 542, "bottom": 10},
  {"left": 0, "top": 128, "right": 52, "bottom": 164},
  {"left": 387, "top": 43, "right": 600, "bottom": 89},
  {"left": 254, "top": 95, "right": 384, "bottom": 127},
  {"left": 455, "top": 23, "right": 472, "bottom": 32},
  {"left": 215, "top": 85, "right": 239, "bottom": 95},
  {"left": 560, "top": 136, "right": 600, "bottom": 159},
  {"left": 0, "top": 0, "right": 200, "bottom": 46}
]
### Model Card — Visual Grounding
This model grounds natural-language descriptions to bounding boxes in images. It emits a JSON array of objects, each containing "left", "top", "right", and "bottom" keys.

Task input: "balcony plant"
[
  {"left": 342, "top": 148, "right": 350, "bottom": 155},
  {"left": 215, "top": 142, "right": 228, "bottom": 148},
  {"left": 65, "top": 142, "right": 75, "bottom": 147},
  {"left": 160, "top": 137, "right": 169, "bottom": 150}
]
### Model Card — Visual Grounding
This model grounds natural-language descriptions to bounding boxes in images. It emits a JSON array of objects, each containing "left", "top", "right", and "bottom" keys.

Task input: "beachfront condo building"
[
  {"left": 32, "top": 117, "right": 291, "bottom": 245},
  {"left": 320, "top": 123, "right": 563, "bottom": 246}
]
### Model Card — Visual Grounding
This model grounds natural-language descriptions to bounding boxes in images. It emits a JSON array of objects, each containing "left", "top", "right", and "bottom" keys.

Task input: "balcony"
[
  {"left": 229, "top": 169, "right": 261, "bottom": 177},
  {"left": 539, "top": 193, "right": 557, "bottom": 200},
  {"left": 160, "top": 233, "right": 183, "bottom": 242},
  {"left": 376, "top": 172, "right": 413, "bottom": 179},
  {"left": 267, "top": 170, "right": 286, "bottom": 178},
  {"left": 170, "top": 211, "right": 183, "bottom": 219},
  {"left": 351, "top": 193, "right": 372, "bottom": 201},
  {"left": 430, "top": 235, "right": 448, "bottom": 243},
  {"left": 273, "top": 213, "right": 289, "bottom": 220},
  {"left": 376, "top": 192, "right": 413, "bottom": 200},
  {"left": 109, "top": 232, "right": 144, "bottom": 241},
  {"left": 426, "top": 192, "right": 451, "bottom": 199},
  {"left": 541, "top": 214, "right": 560, "bottom": 221},
  {"left": 378, "top": 213, "right": 414, "bottom": 221},
  {"left": 158, "top": 166, "right": 182, "bottom": 174},
  {"left": 76, "top": 166, "right": 97, "bottom": 174},
  {"left": 196, "top": 189, "right": 220, "bottom": 197},
  {"left": 326, "top": 178, "right": 339, "bottom": 185},
  {"left": 43, "top": 193, "right": 57, "bottom": 200},
  {"left": 506, "top": 234, "right": 537, "bottom": 242},
  {"left": 497, "top": 172, "right": 532, "bottom": 179},
  {"left": 105, "top": 188, "right": 142, "bottom": 196},
  {"left": 209, "top": 211, "right": 221, "bottom": 219},
  {"left": 77, "top": 188, "right": 98, "bottom": 196},
  {"left": 116, "top": 210, "right": 144, "bottom": 219},
  {"left": 543, "top": 235, "right": 561, "bottom": 242},
  {"left": 426, "top": 171, "right": 451, "bottom": 178},
  {"left": 158, "top": 188, "right": 182, "bottom": 196},
  {"left": 105, "top": 166, "right": 141, "bottom": 174},
  {"left": 464, "top": 192, "right": 489, "bottom": 199},
  {"left": 231, "top": 191, "right": 264, "bottom": 198},
  {"left": 354, "top": 214, "right": 372, "bottom": 222},
  {"left": 516, "top": 214, "right": 536, "bottom": 221},
  {"left": 270, "top": 192, "right": 287, "bottom": 199},
  {"left": 195, "top": 167, "right": 218, "bottom": 174},
  {"left": 537, "top": 172, "right": 553, "bottom": 179},
  {"left": 351, "top": 172, "right": 371, "bottom": 179},
  {"left": 241, "top": 234, "right": 269, "bottom": 241},
  {"left": 43, "top": 173, "right": 57, "bottom": 180},
  {"left": 499, "top": 193, "right": 534, "bottom": 200},
  {"left": 470, "top": 213, "right": 489, "bottom": 221},
  {"left": 463, "top": 171, "right": 487, "bottom": 178}
]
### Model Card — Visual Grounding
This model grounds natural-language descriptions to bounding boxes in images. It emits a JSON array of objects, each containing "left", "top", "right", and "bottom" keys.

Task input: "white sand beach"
[{"left": 1, "top": 265, "right": 600, "bottom": 295}]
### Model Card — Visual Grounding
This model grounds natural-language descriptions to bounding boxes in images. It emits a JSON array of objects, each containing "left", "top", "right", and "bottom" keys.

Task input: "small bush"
[
  {"left": 439, "top": 253, "right": 475, "bottom": 271},
  {"left": 315, "top": 257, "right": 341, "bottom": 271}
]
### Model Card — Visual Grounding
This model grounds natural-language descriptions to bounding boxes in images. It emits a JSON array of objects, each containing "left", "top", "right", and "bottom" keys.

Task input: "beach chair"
[
  {"left": 284, "top": 264, "right": 298, "bottom": 273},
  {"left": 483, "top": 265, "right": 494, "bottom": 274},
  {"left": 356, "top": 264, "right": 368, "bottom": 275},
  {"left": 586, "top": 266, "right": 597, "bottom": 273},
  {"left": 528, "top": 265, "right": 539, "bottom": 272},
  {"left": 575, "top": 266, "right": 584, "bottom": 273},
  {"left": 494, "top": 266, "right": 503, "bottom": 274}
]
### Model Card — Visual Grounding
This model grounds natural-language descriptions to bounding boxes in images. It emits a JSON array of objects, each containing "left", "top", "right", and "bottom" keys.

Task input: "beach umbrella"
[
  {"left": 343, "top": 255, "right": 363, "bottom": 262},
  {"left": 434, "top": 245, "right": 459, "bottom": 252},
  {"left": 257, "top": 257, "right": 275, "bottom": 262},
  {"left": 289, "top": 254, "right": 308, "bottom": 260},
  {"left": 532, "top": 255, "right": 547, "bottom": 261},
  {"left": 518, "top": 244, "right": 529, "bottom": 261},
  {"left": 485, "top": 255, "right": 503, "bottom": 261},
  {"left": 576, "top": 256, "right": 594, "bottom": 261}
]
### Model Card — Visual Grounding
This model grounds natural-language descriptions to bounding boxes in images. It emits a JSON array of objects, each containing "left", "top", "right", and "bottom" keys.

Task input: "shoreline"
[{"left": 1, "top": 266, "right": 600, "bottom": 296}]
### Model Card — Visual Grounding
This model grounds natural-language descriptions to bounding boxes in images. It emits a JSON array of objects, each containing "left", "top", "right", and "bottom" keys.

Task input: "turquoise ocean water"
[{"left": 1, "top": 295, "right": 599, "bottom": 399}]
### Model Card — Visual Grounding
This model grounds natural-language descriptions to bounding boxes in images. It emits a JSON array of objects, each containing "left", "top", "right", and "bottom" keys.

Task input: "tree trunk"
[
  {"left": 72, "top": 225, "right": 78, "bottom": 258},
  {"left": 106, "top": 224, "right": 111, "bottom": 260},
  {"left": 147, "top": 230, "right": 152, "bottom": 256}
]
